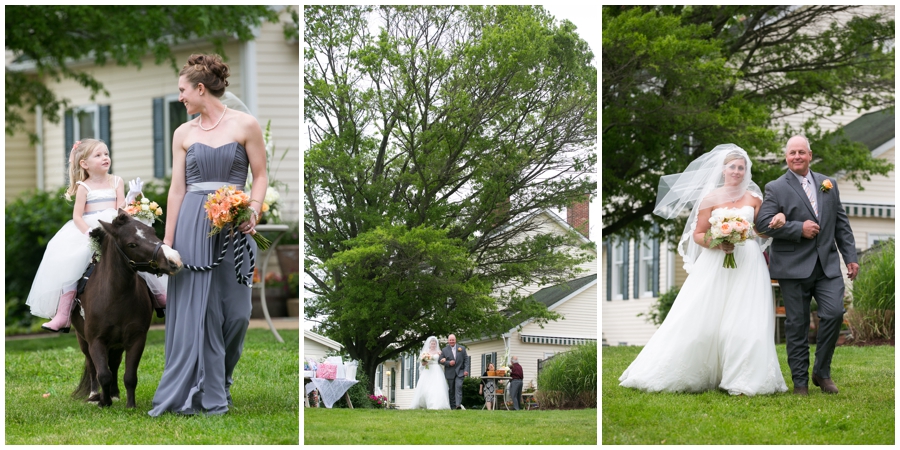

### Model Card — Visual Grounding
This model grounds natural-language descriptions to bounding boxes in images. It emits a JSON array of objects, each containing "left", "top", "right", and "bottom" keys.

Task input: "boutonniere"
[
  {"left": 820, "top": 179, "right": 833, "bottom": 192},
  {"left": 457, "top": 346, "right": 463, "bottom": 352}
]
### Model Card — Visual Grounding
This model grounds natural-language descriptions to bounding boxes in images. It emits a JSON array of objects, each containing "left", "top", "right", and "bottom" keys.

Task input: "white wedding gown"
[
  {"left": 410, "top": 353, "right": 451, "bottom": 409},
  {"left": 619, "top": 206, "right": 788, "bottom": 396}
]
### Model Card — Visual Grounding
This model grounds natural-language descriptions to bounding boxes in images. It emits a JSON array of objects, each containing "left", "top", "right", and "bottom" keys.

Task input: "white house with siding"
[
  {"left": 602, "top": 107, "right": 895, "bottom": 347},
  {"left": 374, "top": 205, "right": 598, "bottom": 408},
  {"left": 305, "top": 329, "right": 343, "bottom": 361},
  {"left": 4, "top": 6, "right": 299, "bottom": 222}
]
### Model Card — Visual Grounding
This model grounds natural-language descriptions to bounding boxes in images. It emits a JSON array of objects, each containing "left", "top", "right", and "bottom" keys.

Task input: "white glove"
[{"left": 125, "top": 177, "right": 143, "bottom": 204}]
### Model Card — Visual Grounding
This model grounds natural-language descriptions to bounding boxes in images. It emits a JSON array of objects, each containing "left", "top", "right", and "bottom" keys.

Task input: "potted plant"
[
  {"left": 276, "top": 221, "right": 299, "bottom": 275},
  {"left": 251, "top": 270, "right": 288, "bottom": 318}
]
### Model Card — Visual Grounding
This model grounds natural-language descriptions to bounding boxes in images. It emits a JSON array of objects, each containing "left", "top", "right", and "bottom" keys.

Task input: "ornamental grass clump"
[
  {"left": 536, "top": 341, "right": 597, "bottom": 409},
  {"left": 848, "top": 239, "right": 895, "bottom": 342}
]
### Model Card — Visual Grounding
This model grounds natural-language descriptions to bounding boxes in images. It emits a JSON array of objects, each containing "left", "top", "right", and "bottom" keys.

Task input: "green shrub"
[
  {"left": 638, "top": 287, "right": 679, "bottom": 326},
  {"left": 5, "top": 187, "right": 74, "bottom": 328},
  {"left": 334, "top": 367, "right": 373, "bottom": 409},
  {"left": 462, "top": 375, "right": 485, "bottom": 409},
  {"left": 537, "top": 341, "right": 597, "bottom": 409}
]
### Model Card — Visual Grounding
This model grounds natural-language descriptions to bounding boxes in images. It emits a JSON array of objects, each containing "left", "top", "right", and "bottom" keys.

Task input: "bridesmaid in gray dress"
[{"left": 149, "top": 54, "right": 268, "bottom": 416}]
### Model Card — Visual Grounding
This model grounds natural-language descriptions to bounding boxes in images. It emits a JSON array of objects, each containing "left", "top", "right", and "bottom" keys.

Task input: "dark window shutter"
[
  {"left": 415, "top": 361, "right": 420, "bottom": 385},
  {"left": 633, "top": 240, "right": 640, "bottom": 299},
  {"left": 492, "top": 352, "right": 497, "bottom": 370},
  {"left": 153, "top": 97, "right": 165, "bottom": 178},
  {"left": 64, "top": 110, "right": 74, "bottom": 184},
  {"left": 400, "top": 357, "right": 405, "bottom": 389},
  {"left": 377, "top": 364, "right": 383, "bottom": 388},
  {"left": 466, "top": 355, "right": 471, "bottom": 375},
  {"left": 481, "top": 354, "right": 486, "bottom": 373},
  {"left": 99, "top": 105, "right": 111, "bottom": 171},
  {"left": 622, "top": 239, "right": 630, "bottom": 300},
  {"left": 606, "top": 239, "right": 612, "bottom": 301}
]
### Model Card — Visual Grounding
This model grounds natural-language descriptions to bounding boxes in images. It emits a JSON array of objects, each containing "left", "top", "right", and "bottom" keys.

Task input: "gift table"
[
  {"left": 304, "top": 375, "right": 357, "bottom": 409},
  {"left": 479, "top": 375, "right": 512, "bottom": 411}
]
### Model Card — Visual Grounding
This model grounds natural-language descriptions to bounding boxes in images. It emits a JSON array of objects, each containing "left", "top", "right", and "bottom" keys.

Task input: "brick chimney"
[{"left": 567, "top": 195, "right": 590, "bottom": 237}]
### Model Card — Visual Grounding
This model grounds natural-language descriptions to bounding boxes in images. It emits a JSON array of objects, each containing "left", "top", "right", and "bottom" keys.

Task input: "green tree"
[
  {"left": 602, "top": 6, "right": 894, "bottom": 239},
  {"left": 304, "top": 5, "right": 597, "bottom": 392},
  {"left": 5, "top": 5, "right": 288, "bottom": 138}
]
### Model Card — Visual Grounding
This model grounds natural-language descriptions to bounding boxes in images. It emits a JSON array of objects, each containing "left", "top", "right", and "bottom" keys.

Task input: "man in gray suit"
[
  {"left": 757, "top": 136, "right": 859, "bottom": 395},
  {"left": 439, "top": 334, "right": 468, "bottom": 409}
]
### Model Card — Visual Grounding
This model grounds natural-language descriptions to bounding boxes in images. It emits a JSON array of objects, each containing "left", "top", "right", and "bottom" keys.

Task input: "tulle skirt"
[
  {"left": 619, "top": 241, "right": 788, "bottom": 396},
  {"left": 410, "top": 361, "right": 451, "bottom": 409},
  {"left": 25, "top": 209, "right": 168, "bottom": 319}
]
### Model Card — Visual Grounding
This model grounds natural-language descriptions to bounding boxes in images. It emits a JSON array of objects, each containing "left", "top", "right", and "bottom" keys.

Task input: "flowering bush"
[{"left": 369, "top": 394, "right": 389, "bottom": 409}]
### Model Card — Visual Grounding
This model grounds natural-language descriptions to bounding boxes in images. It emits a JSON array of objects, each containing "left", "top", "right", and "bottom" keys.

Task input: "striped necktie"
[{"left": 801, "top": 177, "right": 818, "bottom": 217}]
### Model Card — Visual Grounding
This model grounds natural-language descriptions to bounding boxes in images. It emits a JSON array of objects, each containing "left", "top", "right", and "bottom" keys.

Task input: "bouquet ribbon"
[{"left": 183, "top": 224, "right": 256, "bottom": 287}]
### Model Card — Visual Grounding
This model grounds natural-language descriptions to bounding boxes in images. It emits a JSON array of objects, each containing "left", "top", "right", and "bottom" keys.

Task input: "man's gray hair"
[{"left": 511, "top": 356, "right": 518, "bottom": 363}]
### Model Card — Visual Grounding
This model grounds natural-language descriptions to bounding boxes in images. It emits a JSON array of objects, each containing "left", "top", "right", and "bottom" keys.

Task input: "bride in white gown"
[
  {"left": 410, "top": 336, "right": 451, "bottom": 409},
  {"left": 619, "top": 144, "right": 788, "bottom": 396}
]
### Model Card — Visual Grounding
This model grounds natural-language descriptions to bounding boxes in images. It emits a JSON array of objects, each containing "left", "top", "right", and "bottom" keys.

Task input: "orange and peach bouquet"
[{"left": 204, "top": 185, "right": 271, "bottom": 250}]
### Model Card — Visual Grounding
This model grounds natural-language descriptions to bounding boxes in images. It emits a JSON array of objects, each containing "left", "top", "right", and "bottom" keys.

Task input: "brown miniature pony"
[{"left": 71, "top": 210, "right": 182, "bottom": 408}]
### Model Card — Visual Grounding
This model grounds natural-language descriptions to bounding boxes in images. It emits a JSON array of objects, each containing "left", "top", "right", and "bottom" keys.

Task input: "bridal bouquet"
[
  {"left": 705, "top": 214, "right": 754, "bottom": 268},
  {"left": 204, "top": 185, "right": 272, "bottom": 250},
  {"left": 420, "top": 353, "right": 432, "bottom": 365},
  {"left": 124, "top": 195, "right": 163, "bottom": 226}
]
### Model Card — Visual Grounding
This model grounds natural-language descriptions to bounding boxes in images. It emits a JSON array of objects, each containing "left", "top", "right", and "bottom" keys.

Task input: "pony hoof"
[{"left": 111, "top": 396, "right": 120, "bottom": 401}]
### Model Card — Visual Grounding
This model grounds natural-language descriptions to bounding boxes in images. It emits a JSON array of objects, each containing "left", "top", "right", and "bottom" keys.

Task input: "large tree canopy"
[
  {"left": 5, "top": 5, "right": 291, "bottom": 137},
  {"left": 304, "top": 5, "right": 596, "bottom": 391},
  {"left": 603, "top": 5, "right": 894, "bottom": 239}
]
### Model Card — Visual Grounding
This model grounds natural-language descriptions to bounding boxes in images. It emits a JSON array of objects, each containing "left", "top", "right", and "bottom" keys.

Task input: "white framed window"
[
  {"left": 611, "top": 239, "right": 624, "bottom": 300},
  {"left": 867, "top": 233, "right": 894, "bottom": 248},
  {"left": 638, "top": 234, "right": 655, "bottom": 298},
  {"left": 163, "top": 94, "right": 190, "bottom": 176},
  {"left": 73, "top": 104, "right": 100, "bottom": 140},
  {"left": 406, "top": 354, "right": 415, "bottom": 389}
]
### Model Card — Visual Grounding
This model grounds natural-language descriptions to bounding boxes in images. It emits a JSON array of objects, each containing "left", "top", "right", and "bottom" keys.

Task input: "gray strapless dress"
[{"left": 149, "top": 142, "right": 257, "bottom": 416}]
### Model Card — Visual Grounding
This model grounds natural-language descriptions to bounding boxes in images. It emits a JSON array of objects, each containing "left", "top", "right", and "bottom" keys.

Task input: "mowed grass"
[
  {"left": 304, "top": 408, "right": 597, "bottom": 444},
  {"left": 6, "top": 329, "right": 299, "bottom": 444},
  {"left": 602, "top": 344, "right": 894, "bottom": 445}
]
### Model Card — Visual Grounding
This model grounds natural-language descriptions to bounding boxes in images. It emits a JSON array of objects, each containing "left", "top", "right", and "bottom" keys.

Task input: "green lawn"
[
  {"left": 602, "top": 344, "right": 894, "bottom": 445},
  {"left": 304, "top": 408, "right": 597, "bottom": 444},
  {"left": 5, "top": 329, "right": 299, "bottom": 444}
]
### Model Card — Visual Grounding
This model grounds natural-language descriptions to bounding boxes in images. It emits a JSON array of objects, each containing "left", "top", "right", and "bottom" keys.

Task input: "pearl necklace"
[{"left": 199, "top": 106, "right": 228, "bottom": 131}]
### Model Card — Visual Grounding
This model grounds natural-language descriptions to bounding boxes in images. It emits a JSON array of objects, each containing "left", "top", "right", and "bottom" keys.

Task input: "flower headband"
[{"left": 69, "top": 140, "right": 82, "bottom": 164}]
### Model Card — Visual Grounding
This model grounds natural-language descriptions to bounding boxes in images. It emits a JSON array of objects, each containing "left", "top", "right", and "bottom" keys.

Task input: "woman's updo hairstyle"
[{"left": 179, "top": 54, "right": 230, "bottom": 98}]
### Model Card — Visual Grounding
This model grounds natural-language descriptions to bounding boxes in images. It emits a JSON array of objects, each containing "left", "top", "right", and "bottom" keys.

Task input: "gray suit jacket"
[
  {"left": 756, "top": 170, "right": 857, "bottom": 280},
  {"left": 440, "top": 345, "right": 467, "bottom": 380}
]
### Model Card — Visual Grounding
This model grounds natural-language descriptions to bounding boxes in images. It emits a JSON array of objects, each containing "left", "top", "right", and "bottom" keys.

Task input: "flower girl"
[{"left": 25, "top": 139, "right": 167, "bottom": 332}]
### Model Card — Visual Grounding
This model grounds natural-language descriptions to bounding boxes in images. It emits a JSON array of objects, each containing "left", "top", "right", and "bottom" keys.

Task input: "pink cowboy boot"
[{"left": 42, "top": 290, "right": 76, "bottom": 333}]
